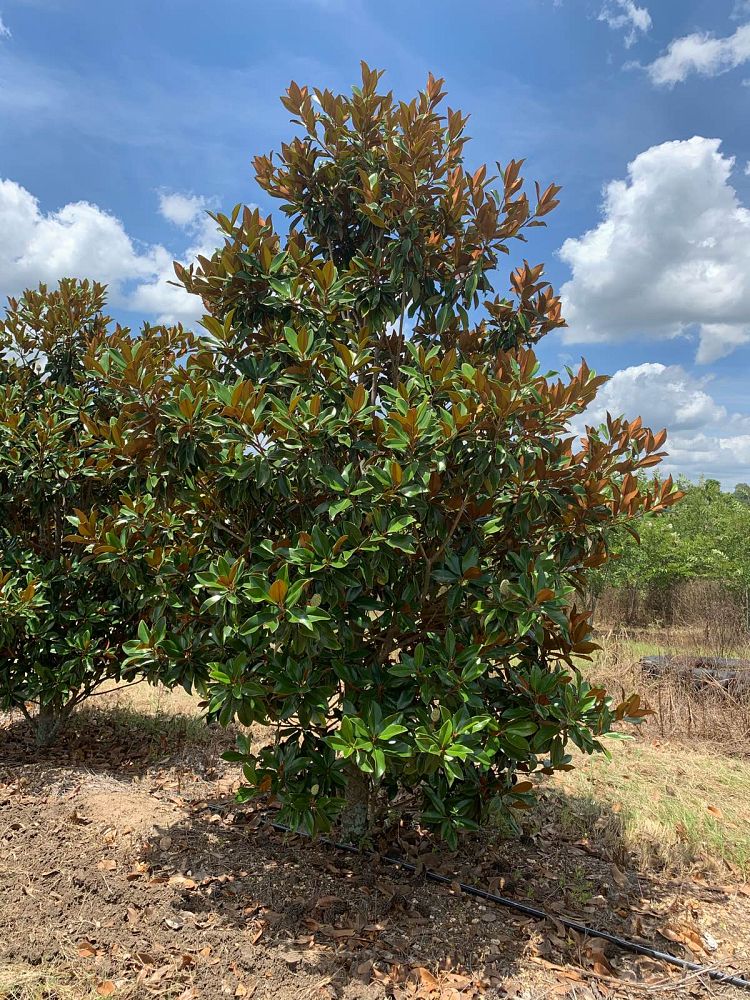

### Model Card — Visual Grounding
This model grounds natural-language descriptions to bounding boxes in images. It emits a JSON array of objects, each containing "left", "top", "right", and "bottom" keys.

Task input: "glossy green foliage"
[{"left": 0, "top": 279, "right": 196, "bottom": 741}]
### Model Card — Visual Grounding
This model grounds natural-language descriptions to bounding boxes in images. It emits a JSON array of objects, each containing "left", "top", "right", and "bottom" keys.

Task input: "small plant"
[{"left": 79, "top": 66, "right": 681, "bottom": 843}]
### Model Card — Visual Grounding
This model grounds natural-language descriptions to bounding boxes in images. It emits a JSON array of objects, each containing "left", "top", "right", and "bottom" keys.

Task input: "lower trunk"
[
  {"left": 33, "top": 703, "right": 67, "bottom": 746},
  {"left": 338, "top": 765, "right": 373, "bottom": 845}
]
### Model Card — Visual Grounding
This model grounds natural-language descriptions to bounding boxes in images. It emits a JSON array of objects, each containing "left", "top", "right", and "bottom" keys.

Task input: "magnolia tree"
[
  {"left": 0, "top": 279, "right": 198, "bottom": 742},
  {"left": 79, "top": 66, "right": 680, "bottom": 843}
]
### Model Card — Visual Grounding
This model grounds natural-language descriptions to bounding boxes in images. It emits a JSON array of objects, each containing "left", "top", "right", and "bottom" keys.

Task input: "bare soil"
[{"left": 2, "top": 700, "right": 750, "bottom": 1000}]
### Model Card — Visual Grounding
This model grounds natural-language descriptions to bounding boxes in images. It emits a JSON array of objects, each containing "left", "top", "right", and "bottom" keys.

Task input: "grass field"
[{"left": 546, "top": 741, "right": 750, "bottom": 875}]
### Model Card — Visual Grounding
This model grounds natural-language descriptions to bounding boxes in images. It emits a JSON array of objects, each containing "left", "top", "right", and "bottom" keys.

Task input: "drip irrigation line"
[{"left": 270, "top": 822, "right": 750, "bottom": 991}]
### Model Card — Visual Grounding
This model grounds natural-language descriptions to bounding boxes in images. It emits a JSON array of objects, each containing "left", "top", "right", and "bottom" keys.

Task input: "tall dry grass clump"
[{"left": 589, "top": 625, "right": 750, "bottom": 751}]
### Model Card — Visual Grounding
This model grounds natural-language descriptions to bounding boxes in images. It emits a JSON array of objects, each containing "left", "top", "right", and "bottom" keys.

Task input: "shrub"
[
  {"left": 0, "top": 279, "right": 195, "bottom": 742},
  {"left": 80, "top": 66, "right": 680, "bottom": 842}
]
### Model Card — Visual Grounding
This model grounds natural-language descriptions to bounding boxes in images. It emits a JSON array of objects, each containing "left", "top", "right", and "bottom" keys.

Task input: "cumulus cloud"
[
  {"left": 572, "top": 363, "right": 750, "bottom": 487},
  {"left": 130, "top": 212, "right": 218, "bottom": 324},
  {"left": 158, "top": 191, "right": 208, "bottom": 228},
  {"left": 559, "top": 137, "right": 750, "bottom": 364},
  {"left": 0, "top": 14, "right": 11, "bottom": 37},
  {"left": 647, "top": 22, "right": 750, "bottom": 86},
  {"left": 0, "top": 179, "right": 218, "bottom": 325},
  {"left": 598, "top": 0, "right": 651, "bottom": 48}
]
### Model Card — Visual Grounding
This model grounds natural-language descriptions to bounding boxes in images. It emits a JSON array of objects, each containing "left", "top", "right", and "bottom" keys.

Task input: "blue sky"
[{"left": 1, "top": 0, "right": 750, "bottom": 484}]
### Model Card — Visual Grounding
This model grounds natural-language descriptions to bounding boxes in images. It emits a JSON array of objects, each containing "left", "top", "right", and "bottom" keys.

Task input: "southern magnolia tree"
[
  {"left": 0, "top": 279, "right": 196, "bottom": 742},
  {"left": 81, "top": 67, "right": 680, "bottom": 842}
]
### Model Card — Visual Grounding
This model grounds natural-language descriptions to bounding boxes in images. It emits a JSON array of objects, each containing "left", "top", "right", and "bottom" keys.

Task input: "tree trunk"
[
  {"left": 33, "top": 702, "right": 68, "bottom": 746},
  {"left": 338, "top": 764, "right": 373, "bottom": 845}
]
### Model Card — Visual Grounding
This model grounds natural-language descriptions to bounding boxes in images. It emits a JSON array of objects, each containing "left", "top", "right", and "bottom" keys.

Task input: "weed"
[{"left": 557, "top": 864, "right": 595, "bottom": 906}]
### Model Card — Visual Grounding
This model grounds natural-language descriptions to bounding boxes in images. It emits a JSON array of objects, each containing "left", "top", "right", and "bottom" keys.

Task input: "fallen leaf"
[
  {"left": 169, "top": 875, "right": 197, "bottom": 889},
  {"left": 415, "top": 967, "right": 439, "bottom": 990},
  {"left": 96, "top": 982, "right": 116, "bottom": 997},
  {"left": 126, "top": 863, "right": 149, "bottom": 881},
  {"left": 77, "top": 941, "right": 97, "bottom": 959},
  {"left": 145, "top": 965, "right": 173, "bottom": 986},
  {"left": 707, "top": 804, "right": 724, "bottom": 820},
  {"left": 320, "top": 925, "right": 355, "bottom": 939},
  {"left": 610, "top": 863, "right": 628, "bottom": 888},
  {"left": 314, "top": 895, "right": 343, "bottom": 909},
  {"left": 97, "top": 858, "right": 117, "bottom": 872}
]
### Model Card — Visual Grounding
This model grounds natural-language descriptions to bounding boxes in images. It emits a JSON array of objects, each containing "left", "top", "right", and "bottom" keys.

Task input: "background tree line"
[{"left": 593, "top": 478, "right": 750, "bottom": 637}]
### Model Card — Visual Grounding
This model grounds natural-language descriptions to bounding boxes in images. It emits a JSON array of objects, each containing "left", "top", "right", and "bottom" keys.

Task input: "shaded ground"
[{"left": 2, "top": 689, "right": 750, "bottom": 999}]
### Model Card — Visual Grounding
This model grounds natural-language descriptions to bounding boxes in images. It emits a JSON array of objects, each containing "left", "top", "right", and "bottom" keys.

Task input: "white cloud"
[
  {"left": 158, "top": 191, "right": 208, "bottom": 228},
  {"left": 598, "top": 0, "right": 651, "bottom": 48},
  {"left": 559, "top": 137, "right": 750, "bottom": 364},
  {"left": 647, "top": 22, "right": 750, "bottom": 86},
  {"left": 0, "top": 179, "right": 218, "bottom": 326},
  {"left": 573, "top": 363, "right": 750, "bottom": 487},
  {"left": 129, "top": 212, "right": 219, "bottom": 324},
  {"left": 0, "top": 14, "right": 11, "bottom": 37}
]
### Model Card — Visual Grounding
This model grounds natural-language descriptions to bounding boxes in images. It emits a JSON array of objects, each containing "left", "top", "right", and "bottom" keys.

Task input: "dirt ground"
[{"left": 2, "top": 691, "right": 750, "bottom": 1000}]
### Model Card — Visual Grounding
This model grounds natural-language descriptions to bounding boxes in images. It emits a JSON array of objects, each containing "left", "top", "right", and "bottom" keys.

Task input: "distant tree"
[
  {"left": 734, "top": 483, "right": 750, "bottom": 507},
  {"left": 603, "top": 478, "right": 750, "bottom": 598},
  {"left": 77, "top": 67, "right": 680, "bottom": 843}
]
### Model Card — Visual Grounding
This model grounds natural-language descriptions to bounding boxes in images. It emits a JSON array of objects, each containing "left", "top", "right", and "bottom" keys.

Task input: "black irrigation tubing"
[{"left": 270, "top": 821, "right": 750, "bottom": 991}]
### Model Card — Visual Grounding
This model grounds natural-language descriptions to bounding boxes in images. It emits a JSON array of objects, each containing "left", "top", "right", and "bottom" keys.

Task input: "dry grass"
[
  {"left": 586, "top": 628, "right": 750, "bottom": 749},
  {"left": 87, "top": 677, "right": 206, "bottom": 720},
  {"left": 71, "top": 679, "right": 231, "bottom": 762},
  {"left": 0, "top": 962, "right": 109, "bottom": 1000},
  {"left": 595, "top": 581, "right": 750, "bottom": 658},
  {"left": 0, "top": 961, "right": 185, "bottom": 1000},
  {"left": 539, "top": 740, "right": 750, "bottom": 876},
  {"left": 547, "top": 627, "right": 750, "bottom": 876}
]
